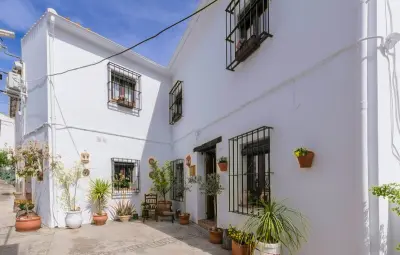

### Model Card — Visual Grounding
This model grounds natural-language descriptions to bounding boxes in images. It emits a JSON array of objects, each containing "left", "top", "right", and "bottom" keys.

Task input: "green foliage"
[
  {"left": 218, "top": 156, "right": 228, "bottom": 163},
  {"left": 242, "top": 199, "right": 308, "bottom": 254},
  {"left": 53, "top": 161, "right": 83, "bottom": 211},
  {"left": 88, "top": 179, "right": 111, "bottom": 214},
  {"left": 112, "top": 200, "right": 135, "bottom": 216},
  {"left": 228, "top": 225, "right": 254, "bottom": 245},
  {"left": 17, "top": 201, "right": 35, "bottom": 218},
  {"left": 0, "top": 150, "right": 10, "bottom": 168},
  {"left": 148, "top": 158, "right": 173, "bottom": 201},
  {"left": 196, "top": 173, "right": 224, "bottom": 197},
  {"left": 294, "top": 148, "right": 309, "bottom": 157}
]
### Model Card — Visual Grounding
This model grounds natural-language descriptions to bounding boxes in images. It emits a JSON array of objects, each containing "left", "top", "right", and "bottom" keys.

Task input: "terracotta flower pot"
[
  {"left": 179, "top": 213, "right": 190, "bottom": 225},
  {"left": 118, "top": 215, "right": 131, "bottom": 223},
  {"left": 297, "top": 151, "right": 314, "bottom": 168},
  {"left": 93, "top": 213, "right": 108, "bottom": 226},
  {"left": 15, "top": 215, "right": 41, "bottom": 232},
  {"left": 232, "top": 240, "right": 253, "bottom": 255},
  {"left": 209, "top": 228, "right": 223, "bottom": 244},
  {"left": 218, "top": 162, "right": 228, "bottom": 171}
]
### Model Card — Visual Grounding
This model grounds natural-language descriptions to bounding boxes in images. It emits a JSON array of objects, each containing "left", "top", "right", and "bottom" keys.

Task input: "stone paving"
[{"left": 0, "top": 181, "right": 230, "bottom": 255}]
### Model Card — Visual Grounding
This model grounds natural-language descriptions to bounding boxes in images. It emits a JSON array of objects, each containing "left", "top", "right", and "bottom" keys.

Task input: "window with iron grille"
[
  {"left": 111, "top": 158, "right": 140, "bottom": 198},
  {"left": 108, "top": 62, "right": 142, "bottom": 110},
  {"left": 171, "top": 159, "right": 184, "bottom": 201},
  {"left": 226, "top": 0, "right": 272, "bottom": 71},
  {"left": 228, "top": 126, "right": 272, "bottom": 215},
  {"left": 169, "top": 81, "right": 183, "bottom": 125}
]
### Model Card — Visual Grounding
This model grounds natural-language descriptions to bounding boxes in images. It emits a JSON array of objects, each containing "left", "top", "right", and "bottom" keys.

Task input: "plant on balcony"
[
  {"left": 241, "top": 199, "right": 308, "bottom": 255},
  {"left": 15, "top": 201, "right": 41, "bottom": 232},
  {"left": 53, "top": 160, "right": 84, "bottom": 229},
  {"left": 371, "top": 183, "right": 400, "bottom": 251},
  {"left": 113, "top": 172, "right": 131, "bottom": 190},
  {"left": 294, "top": 147, "right": 314, "bottom": 168},
  {"left": 148, "top": 158, "right": 173, "bottom": 210},
  {"left": 88, "top": 179, "right": 112, "bottom": 226},
  {"left": 235, "top": 35, "right": 261, "bottom": 62},
  {"left": 218, "top": 156, "right": 228, "bottom": 172},
  {"left": 195, "top": 173, "right": 224, "bottom": 244}
]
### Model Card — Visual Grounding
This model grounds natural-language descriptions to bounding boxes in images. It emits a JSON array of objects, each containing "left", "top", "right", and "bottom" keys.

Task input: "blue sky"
[{"left": 0, "top": 0, "right": 200, "bottom": 115}]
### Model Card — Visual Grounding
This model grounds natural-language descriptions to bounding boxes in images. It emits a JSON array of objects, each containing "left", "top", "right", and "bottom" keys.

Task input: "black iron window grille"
[
  {"left": 169, "top": 80, "right": 183, "bottom": 125},
  {"left": 171, "top": 159, "right": 184, "bottom": 201},
  {"left": 108, "top": 62, "right": 142, "bottom": 110},
  {"left": 111, "top": 158, "right": 140, "bottom": 198},
  {"left": 228, "top": 126, "right": 272, "bottom": 215},
  {"left": 226, "top": 0, "right": 272, "bottom": 71}
]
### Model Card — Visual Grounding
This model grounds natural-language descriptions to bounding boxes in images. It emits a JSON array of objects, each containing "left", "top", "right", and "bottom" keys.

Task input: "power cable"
[{"left": 25, "top": 0, "right": 218, "bottom": 83}]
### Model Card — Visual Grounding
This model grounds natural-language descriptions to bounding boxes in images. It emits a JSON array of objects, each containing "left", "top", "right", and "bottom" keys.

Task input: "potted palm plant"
[
  {"left": 242, "top": 199, "right": 308, "bottom": 255},
  {"left": 294, "top": 147, "right": 314, "bottom": 168},
  {"left": 53, "top": 161, "right": 84, "bottom": 229},
  {"left": 88, "top": 179, "right": 111, "bottom": 226},
  {"left": 112, "top": 200, "right": 135, "bottom": 222},
  {"left": 196, "top": 173, "right": 224, "bottom": 244}
]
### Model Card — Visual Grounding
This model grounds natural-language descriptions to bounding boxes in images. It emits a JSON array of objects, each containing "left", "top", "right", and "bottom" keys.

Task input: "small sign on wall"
[{"left": 189, "top": 165, "right": 196, "bottom": 177}]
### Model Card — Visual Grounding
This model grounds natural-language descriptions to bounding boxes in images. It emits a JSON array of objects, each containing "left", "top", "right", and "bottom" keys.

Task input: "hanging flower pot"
[
  {"left": 217, "top": 156, "right": 228, "bottom": 172},
  {"left": 294, "top": 148, "right": 314, "bottom": 168}
]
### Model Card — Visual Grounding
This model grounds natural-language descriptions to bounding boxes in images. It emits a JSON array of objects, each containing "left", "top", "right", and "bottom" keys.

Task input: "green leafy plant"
[
  {"left": 53, "top": 161, "right": 83, "bottom": 211},
  {"left": 294, "top": 148, "right": 309, "bottom": 157},
  {"left": 242, "top": 199, "right": 308, "bottom": 254},
  {"left": 112, "top": 200, "right": 135, "bottom": 216},
  {"left": 195, "top": 173, "right": 224, "bottom": 227},
  {"left": 371, "top": 183, "right": 400, "bottom": 251},
  {"left": 148, "top": 157, "right": 173, "bottom": 201},
  {"left": 228, "top": 225, "right": 254, "bottom": 245},
  {"left": 16, "top": 201, "right": 36, "bottom": 218},
  {"left": 88, "top": 179, "right": 112, "bottom": 215},
  {"left": 218, "top": 156, "right": 227, "bottom": 164}
]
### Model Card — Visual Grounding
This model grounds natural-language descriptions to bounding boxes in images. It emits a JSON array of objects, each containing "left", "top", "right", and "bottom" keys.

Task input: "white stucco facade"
[
  {"left": 16, "top": 0, "right": 400, "bottom": 254},
  {"left": 0, "top": 113, "right": 15, "bottom": 149}
]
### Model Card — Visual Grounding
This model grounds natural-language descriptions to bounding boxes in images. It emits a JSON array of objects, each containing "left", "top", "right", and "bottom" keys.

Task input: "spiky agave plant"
[{"left": 242, "top": 199, "right": 309, "bottom": 254}]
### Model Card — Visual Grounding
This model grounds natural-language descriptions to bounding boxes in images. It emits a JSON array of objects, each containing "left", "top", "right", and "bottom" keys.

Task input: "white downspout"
[{"left": 361, "top": 0, "right": 379, "bottom": 254}]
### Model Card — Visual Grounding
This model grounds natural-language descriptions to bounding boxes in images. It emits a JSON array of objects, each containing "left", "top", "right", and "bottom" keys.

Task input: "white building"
[
  {"left": 16, "top": 0, "right": 400, "bottom": 254},
  {"left": 0, "top": 113, "right": 15, "bottom": 149}
]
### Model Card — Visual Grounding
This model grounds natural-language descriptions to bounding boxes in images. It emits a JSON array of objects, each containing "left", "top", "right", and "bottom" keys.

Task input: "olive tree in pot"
[
  {"left": 53, "top": 160, "right": 85, "bottom": 229},
  {"left": 148, "top": 157, "right": 173, "bottom": 211},
  {"left": 196, "top": 173, "right": 224, "bottom": 244},
  {"left": 88, "top": 179, "right": 112, "bottom": 226},
  {"left": 242, "top": 199, "right": 308, "bottom": 255}
]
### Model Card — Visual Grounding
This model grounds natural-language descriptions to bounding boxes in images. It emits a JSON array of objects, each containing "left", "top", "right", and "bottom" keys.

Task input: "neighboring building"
[
  {"left": 0, "top": 113, "right": 14, "bottom": 149},
  {"left": 16, "top": 0, "right": 400, "bottom": 254}
]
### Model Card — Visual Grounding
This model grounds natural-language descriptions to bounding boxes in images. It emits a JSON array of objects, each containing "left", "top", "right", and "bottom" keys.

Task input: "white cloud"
[{"left": 0, "top": 0, "right": 38, "bottom": 31}]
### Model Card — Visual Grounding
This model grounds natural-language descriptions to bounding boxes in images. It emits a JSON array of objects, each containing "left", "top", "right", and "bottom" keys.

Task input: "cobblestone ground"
[{"left": 0, "top": 182, "right": 229, "bottom": 255}]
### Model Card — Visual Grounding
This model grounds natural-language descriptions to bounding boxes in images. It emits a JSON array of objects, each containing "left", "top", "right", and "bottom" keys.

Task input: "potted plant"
[
  {"left": 112, "top": 200, "right": 135, "bottom": 222},
  {"left": 53, "top": 161, "right": 84, "bottom": 229},
  {"left": 217, "top": 156, "right": 228, "bottom": 172},
  {"left": 228, "top": 226, "right": 254, "bottom": 255},
  {"left": 195, "top": 173, "right": 224, "bottom": 244},
  {"left": 242, "top": 199, "right": 308, "bottom": 255},
  {"left": 132, "top": 208, "right": 139, "bottom": 220},
  {"left": 88, "top": 179, "right": 111, "bottom": 226},
  {"left": 141, "top": 201, "right": 150, "bottom": 219},
  {"left": 15, "top": 201, "right": 41, "bottom": 232},
  {"left": 148, "top": 158, "right": 173, "bottom": 211},
  {"left": 294, "top": 147, "right": 314, "bottom": 168},
  {"left": 179, "top": 212, "right": 190, "bottom": 225}
]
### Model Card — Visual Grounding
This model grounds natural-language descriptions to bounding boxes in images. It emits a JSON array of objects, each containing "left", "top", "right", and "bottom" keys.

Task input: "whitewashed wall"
[
  {"left": 170, "top": 0, "right": 364, "bottom": 255},
  {"left": 0, "top": 114, "right": 15, "bottom": 149},
  {"left": 48, "top": 21, "right": 173, "bottom": 227}
]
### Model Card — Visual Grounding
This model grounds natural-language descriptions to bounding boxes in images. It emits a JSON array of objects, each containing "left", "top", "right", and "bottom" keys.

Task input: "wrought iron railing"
[
  {"left": 171, "top": 159, "right": 184, "bottom": 201},
  {"left": 169, "top": 80, "right": 183, "bottom": 125},
  {"left": 111, "top": 158, "right": 140, "bottom": 198},
  {"left": 226, "top": 0, "right": 272, "bottom": 71},
  {"left": 228, "top": 126, "right": 272, "bottom": 215}
]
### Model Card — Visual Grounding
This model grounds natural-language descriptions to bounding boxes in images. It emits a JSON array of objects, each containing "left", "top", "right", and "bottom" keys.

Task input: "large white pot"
[
  {"left": 254, "top": 242, "right": 281, "bottom": 255},
  {"left": 65, "top": 211, "right": 83, "bottom": 229}
]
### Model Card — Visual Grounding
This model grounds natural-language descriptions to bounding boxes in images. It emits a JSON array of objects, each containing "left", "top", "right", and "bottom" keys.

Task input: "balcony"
[{"left": 226, "top": 0, "right": 273, "bottom": 71}]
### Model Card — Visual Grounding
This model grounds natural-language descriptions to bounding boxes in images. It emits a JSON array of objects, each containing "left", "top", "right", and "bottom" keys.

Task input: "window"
[
  {"left": 228, "top": 126, "right": 272, "bottom": 215},
  {"left": 111, "top": 158, "right": 140, "bottom": 198},
  {"left": 108, "top": 62, "right": 141, "bottom": 110},
  {"left": 226, "top": 0, "right": 273, "bottom": 71},
  {"left": 169, "top": 80, "right": 183, "bottom": 124},
  {"left": 171, "top": 159, "right": 184, "bottom": 201}
]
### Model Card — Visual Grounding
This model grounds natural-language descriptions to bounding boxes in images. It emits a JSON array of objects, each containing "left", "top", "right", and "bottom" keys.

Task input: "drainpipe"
[{"left": 361, "top": 0, "right": 379, "bottom": 254}]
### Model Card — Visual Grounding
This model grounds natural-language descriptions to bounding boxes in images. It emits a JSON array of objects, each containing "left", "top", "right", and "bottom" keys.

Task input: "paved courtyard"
[{"left": 0, "top": 182, "right": 229, "bottom": 255}]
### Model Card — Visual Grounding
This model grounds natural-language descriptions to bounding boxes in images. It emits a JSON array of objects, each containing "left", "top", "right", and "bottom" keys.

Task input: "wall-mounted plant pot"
[
  {"left": 218, "top": 162, "right": 228, "bottom": 172},
  {"left": 296, "top": 151, "right": 314, "bottom": 168}
]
